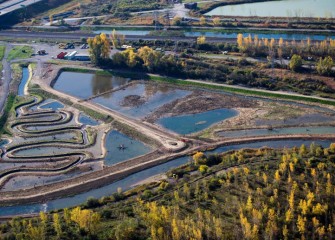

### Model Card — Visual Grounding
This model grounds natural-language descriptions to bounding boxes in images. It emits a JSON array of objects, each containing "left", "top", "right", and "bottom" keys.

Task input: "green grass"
[
  {"left": 149, "top": 75, "right": 335, "bottom": 107},
  {"left": 7, "top": 46, "right": 33, "bottom": 61},
  {"left": 0, "top": 94, "right": 16, "bottom": 136},
  {"left": 0, "top": 45, "right": 5, "bottom": 61}
]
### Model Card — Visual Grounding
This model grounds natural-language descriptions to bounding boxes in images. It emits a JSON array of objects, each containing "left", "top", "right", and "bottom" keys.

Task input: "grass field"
[{"left": 7, "top": 46, "right": 33, "bottom": 61}]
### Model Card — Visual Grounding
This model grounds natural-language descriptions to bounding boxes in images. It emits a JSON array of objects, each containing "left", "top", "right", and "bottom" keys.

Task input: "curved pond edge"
[
  {"left": 0, "top": 137, "right": 333, "bottom": 217},
  {"left": 0, "top": 134, "right": 334, "bottom": 208}
]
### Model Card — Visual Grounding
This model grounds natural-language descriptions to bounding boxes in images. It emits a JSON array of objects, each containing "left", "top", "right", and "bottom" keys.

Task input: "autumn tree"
[
  {"left": 200, "top": 16, "right": 206, "bottom": 25},
  {"left": 87, "top": 33, "right": 111, "bottom": 65},
  {"left": 53, "top": 213, "right": 62, "bottom": 238},
  {"left": 137, "top": 46, "right": 163, "bottom": 71},
  {"left": 197, "top": 36, "right": 206, "bottom": 45},
  {"left": 212, "top": 17, "right": 221, "bottom": 26},
  {"left": 110, "top": 29, "right": 125, "bottom": 49}
]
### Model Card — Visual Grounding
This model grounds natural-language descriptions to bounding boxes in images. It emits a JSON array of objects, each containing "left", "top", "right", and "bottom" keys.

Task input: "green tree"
[
  {"left": 316, "top": 56, "right": 333, "bottom": 76},
  {"left": 289, "top": 54, "right": 302, "bottom": 72},
  {"left": 114, "top": 218, "right": 139, "bottom": 240}
]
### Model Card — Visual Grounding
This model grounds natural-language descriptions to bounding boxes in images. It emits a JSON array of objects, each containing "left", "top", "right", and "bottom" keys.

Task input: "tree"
[
  {"left": 114, "top": 218, "right": 138, "bottom": 240},
  {"left": 172, "top": 16, "right": 182, "bottom": 26},
  {"left": 199, "top": 165, "right": 209, "bottom": 174},
  {"left": 110, "top": 29, "right": 125, "bottom": 49},
  {"left": 212, "top": 17, "right": 221, "bottom": 26},
  {"left": 289, "top": 54, "right": 302, "bottom": 72},
  {"left": 197, "top": 36, "right": 206, "bottom": 45},
  {"left": 87, "top": 33, "right": 110, "bottom": 65},
  {"left": 49, "top": 14, "right": 53, "bottom": 25},
  {"left": 200, "top": 16, "right": 206, "bottom": 25},
  {"left": 137, "top": 46, "right": 162, "bottom": 71},
  {"left": 316, "top": 56, "right": 333, "bottom": 76},
  {"left": 53, "top": 213, "right": 62, "bottom": 238},
  {"left": 193, "top": 152, "right": 205, "bottom": 165}
]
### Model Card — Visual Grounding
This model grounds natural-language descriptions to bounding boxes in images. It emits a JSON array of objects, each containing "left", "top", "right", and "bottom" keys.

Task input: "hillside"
[{"left": 1, "top": 142, "right": 335, "bottom": 239}]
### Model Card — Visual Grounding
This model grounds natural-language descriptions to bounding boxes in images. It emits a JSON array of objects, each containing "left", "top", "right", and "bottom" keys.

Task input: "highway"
[{"left": 0, "top": 0, "right": 44, "bottom": 17}]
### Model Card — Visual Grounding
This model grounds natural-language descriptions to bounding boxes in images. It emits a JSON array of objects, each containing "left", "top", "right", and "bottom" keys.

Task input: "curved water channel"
[
  {"left": 0, "top": 69, "right": 334, "bottom": 216},
  {"left": 0, "top": 139, "right": 332, "bottom": 216}
]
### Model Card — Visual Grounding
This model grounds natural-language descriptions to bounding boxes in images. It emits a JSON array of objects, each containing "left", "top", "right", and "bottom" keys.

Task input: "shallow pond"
[
  {"left": 0, "top": 139, "right": 331, "bottom": 216},
  {"left": 218, "top": 126, "right": 335, "bottom": 138},
  {"left": 13, "top": 146, "right": 79, "bottom": 158},
  {"left": 205, "top": 0, "right": 335, "bottom": 18},
  {"left": 104, "top": 130, "right": 152, "bottom": 166},
  {"left": 93, "top": 83, "right": 191, "bottom": 118},
  {"left": 79, "top": 113, "right": 99, "bottom": 126},
  {"left": 39, "top": 101, "right": 64, "bottom": 111},
  {"left": 17, "top": 67, "right": 29, "bottom": 96},
  {"left": 53, "top": 71, "right": 130, "bottom": 99},
  {"left": 158, "top": 108, "right": 238, "bottom": 135},
  {"left": 256, "top": 113, "right": 335, "bottom": 126}
]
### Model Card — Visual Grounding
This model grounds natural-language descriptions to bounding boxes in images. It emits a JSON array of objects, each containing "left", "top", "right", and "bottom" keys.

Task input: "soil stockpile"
[{"left": 145, "top": 90, "right": 258, "bottom": 122}]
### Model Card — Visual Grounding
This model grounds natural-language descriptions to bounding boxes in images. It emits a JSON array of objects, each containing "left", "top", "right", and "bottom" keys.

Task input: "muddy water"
[
  {"left": 158, "top": 108, "right": 238, "bottom": 134},
  {"left": 12, "top": 146, "right": 80, "bottom": 157},
  {"left": 53, "top": 71, "right": 130, "bottom": 99},
  {"left": 0, "top": 139, "right": 332, "bottom": 216},
  {"left": 93, "top": 83, "right": 191, "bottom": 118},
  {"left": 104, "top": 130, "right": 152, "bottom": 166}
]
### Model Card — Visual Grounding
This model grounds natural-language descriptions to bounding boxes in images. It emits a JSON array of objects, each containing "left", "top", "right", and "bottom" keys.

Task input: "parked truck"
[{"left": 57, "top": 52, "right": 67, "bottom": 59}]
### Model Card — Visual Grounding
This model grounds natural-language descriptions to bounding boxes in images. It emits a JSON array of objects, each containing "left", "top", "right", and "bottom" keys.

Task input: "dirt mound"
[
  {"left": 120, "top": 95, "right": 146, "bottom": 107},
  {"left": 145, "top": 90, "right": 258, "bottom": 122}
]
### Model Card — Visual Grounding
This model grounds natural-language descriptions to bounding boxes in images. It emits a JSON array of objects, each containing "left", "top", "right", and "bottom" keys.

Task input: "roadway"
[{"left": 0, "top": 0, "right": 44, "bottom": 17}]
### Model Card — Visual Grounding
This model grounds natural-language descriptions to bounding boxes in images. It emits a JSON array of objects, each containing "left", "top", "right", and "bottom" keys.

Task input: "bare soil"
[
  {"left": 145, "top": 90, "right": 258, "bottom": 122},
  {"left": 120, "top": 95, "right": 146, "bottom": 107}
]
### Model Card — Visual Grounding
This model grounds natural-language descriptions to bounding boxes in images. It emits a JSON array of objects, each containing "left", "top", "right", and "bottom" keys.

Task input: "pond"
[
  {"left": 79, "top": 113, "right": 99, "bottom": 126},
  {"left": 158, "top": 108, "right": 238, "bottom": 135},
  {"left": 39, "top": 101, "right": 64, "bottom": 111},
  {"left": 12, "top": 146, "right": 79, "bottom": 158},
  {"left": 53, "top": 71, "right": 130, "bottom": 99},
  {"left": 205, "top": 0, "right": 335, "bottom": 18},
  {"left": 104, "top": 130, "right": 152, "bottom": 166},
  {"left": 92, "top": 83, "right": 191, "bottom": 118},
  {"left": 17, "top": 67, "right": 29, "bottom": 96},
  {"left": 0, "top": 139, "right": 331, "bottom": 216},
  {"left": 218, "top": 126, "right": 335, "bottom": 138}
]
